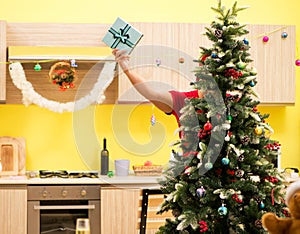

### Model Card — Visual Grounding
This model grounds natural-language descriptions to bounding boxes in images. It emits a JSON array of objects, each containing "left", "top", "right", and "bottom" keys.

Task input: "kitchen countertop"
[{"left": 0, "top": 174, "right": 162, "bottom": 189}]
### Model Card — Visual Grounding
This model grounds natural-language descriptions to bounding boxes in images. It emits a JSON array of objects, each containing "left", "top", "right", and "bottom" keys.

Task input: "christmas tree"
[{"left": 157, "top": 1, "right": 287, "bottom": 233}]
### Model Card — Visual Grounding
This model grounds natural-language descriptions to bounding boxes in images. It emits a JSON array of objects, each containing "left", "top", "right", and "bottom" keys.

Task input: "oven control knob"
[
  {"left": 80, "top": 189, "right": 87, "bottom": 197},
  {"left": 61, "top": 189, "right": 68, "bottom": 197},
  {"left": 42, "top": 190, "right": 48, "bottom": 198}
]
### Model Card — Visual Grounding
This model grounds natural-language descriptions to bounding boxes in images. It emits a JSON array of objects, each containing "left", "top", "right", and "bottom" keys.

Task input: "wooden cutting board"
[{"left": 0, "top": 136, "right": 26, "bottom": 176}]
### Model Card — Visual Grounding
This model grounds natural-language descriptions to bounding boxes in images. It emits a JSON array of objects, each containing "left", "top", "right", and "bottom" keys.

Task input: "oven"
[{"left": 27, "top": 183, "right": 101, "bottom": 234}]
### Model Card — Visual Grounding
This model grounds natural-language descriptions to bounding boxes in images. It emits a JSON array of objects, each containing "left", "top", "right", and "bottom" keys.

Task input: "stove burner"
[
  {"left": 69, "top": 172, "right": 98, "bottom": 178},
  {"left": 39, "top": 170, "right": 99, "bottom": 178},
  {"left": 39, "top": 170, "right": 69, "bottom": 178}
]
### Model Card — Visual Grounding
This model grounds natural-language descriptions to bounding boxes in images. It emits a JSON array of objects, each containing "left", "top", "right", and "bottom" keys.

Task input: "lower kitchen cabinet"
[
  {"left": 0, "top": 185, "right": 27, "bottom": 234},
  {"left": 101, "top": 186, "right": 140, "bottom": 234}
]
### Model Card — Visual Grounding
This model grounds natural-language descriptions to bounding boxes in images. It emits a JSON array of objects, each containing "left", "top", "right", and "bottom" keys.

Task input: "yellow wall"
[{"left": 0, "top": 0, "right": 300, "bottom": 171}]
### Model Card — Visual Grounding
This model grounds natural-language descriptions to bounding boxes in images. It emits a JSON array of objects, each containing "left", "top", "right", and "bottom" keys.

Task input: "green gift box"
[{"left": 102, "top": 17, "right": 143, "bottom": 54}]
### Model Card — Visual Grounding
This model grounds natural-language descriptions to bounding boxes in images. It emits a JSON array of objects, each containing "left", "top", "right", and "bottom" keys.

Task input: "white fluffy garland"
[{"left": 9, "top": 61, "right": 116, "bottom": 113}]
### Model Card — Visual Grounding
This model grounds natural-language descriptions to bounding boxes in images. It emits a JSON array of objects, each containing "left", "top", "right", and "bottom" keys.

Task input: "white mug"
[{"left": 114, "top": 159, "right": 130, "bottom": 176}]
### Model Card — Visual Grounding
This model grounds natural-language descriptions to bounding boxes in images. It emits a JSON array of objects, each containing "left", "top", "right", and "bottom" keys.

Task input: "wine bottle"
[{"left": 101, "top": 138, "right": 109, "bottom": 175}]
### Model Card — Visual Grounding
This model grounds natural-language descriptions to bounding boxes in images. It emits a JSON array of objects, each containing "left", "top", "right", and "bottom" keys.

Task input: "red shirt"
[{"left": 168, "top": 90, "right": 199, "bottom": 126}]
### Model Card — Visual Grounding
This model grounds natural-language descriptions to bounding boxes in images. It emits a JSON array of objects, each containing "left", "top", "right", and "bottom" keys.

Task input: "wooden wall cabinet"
[
  {"left": 0, "top": 185, "right": 27, "bottom": 234},
  {"left": 0, "top": 21, "right": 118, "bottom": 105},
  {"left": 118, "top": 23, "right": 296, "bottom": 105},
  {"left": 0, "top": 21, "right": 296, "bottom": 106}
]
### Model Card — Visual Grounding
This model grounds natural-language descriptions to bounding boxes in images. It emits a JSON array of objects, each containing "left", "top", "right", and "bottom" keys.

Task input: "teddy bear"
[{"left": 262, "top": 180, "right": 300, "bottom": 234}]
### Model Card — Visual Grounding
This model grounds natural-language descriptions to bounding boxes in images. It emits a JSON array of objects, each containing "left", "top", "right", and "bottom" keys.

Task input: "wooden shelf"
[{"left": 8, "top": 46, "right": 114, "bottom": 61}]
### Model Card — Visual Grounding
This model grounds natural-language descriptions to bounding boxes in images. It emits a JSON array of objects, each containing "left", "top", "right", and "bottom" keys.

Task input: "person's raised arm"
[{"left": 113, "top": 49, "right": 174, "bottom": 114}]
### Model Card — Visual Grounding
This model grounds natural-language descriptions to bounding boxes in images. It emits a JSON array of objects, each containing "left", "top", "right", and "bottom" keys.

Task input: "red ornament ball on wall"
[{"left": 295, "top": 59, "right": 300, "bottom": 66}]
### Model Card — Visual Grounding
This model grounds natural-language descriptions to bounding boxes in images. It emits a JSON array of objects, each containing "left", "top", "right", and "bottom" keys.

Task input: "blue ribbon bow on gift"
[{"left": 109, "top": 24, "right": 134, "bottom": 49}]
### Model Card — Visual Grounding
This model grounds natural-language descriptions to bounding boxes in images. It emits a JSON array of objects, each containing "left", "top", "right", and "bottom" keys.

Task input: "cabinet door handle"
[{"left": 33, "top": 205, "right": 95, "bottom": 210}]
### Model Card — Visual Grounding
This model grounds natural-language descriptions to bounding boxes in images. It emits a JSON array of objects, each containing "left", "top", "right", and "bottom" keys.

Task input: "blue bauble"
[
  {"left": 204, "top": 162, "right": 213, "bottom": 170},
  {"left": 243, "top": 38, "right": 249, "bottom": 45},
  {"left": 218, "top": 206, "right": 228, "bottom": 215},
  {"left": 221, "top": 157, "right": 230, "bottom": 165},
  {"left": 281, "top": 32, "right": 288, "bottom": 38},
  {"left": 211, "top": 53, "right": 218, "bottom": 58},
  {"left": 259, "top": 202, "right": 265, "bottom": 209},
  {"left": 249, "top": 81, "right": 255, "bottom": 87}
]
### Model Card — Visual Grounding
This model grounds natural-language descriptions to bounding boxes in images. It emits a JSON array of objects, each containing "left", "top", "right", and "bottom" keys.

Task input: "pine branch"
[{"left": 211, "top": 0, "right": 224, "bottom": 17}]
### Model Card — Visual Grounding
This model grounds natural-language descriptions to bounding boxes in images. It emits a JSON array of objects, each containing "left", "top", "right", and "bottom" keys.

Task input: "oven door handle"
[{"left": 33, "top": 205, "right": 95, "bottom": 210}]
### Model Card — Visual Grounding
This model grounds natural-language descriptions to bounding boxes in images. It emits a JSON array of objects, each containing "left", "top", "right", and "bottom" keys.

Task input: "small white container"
[{"left": 114, "top": 160, "right": 130, "bottom": 176}]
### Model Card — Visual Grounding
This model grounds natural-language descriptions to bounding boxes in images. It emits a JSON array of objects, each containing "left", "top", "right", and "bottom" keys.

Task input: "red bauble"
[
  {"left": 204, "top": 121, "right": 213, "bottom": 131},
  {"left": 201, "top": 54, "right": 209, "bottom": 62}
]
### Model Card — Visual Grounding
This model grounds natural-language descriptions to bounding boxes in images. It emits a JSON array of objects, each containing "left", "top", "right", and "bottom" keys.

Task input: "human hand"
[{"left": 112, "top": 48, "right": 130, "bottom": 72}]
